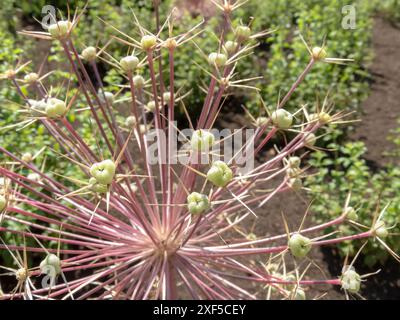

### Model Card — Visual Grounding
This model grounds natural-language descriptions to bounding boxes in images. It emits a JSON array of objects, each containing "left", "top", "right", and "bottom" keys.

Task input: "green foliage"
[{"left": 306, "top": 140, "right": 400, "bottom": 267}]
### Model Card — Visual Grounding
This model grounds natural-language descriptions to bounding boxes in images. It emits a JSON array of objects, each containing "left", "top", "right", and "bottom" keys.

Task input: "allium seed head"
[
  {"left": 235, "top": 25, "right": 251, "bottom": 41},
  {"left": 125, "top": 116, "right": 137, "bottom": 128},
  {"left": 133, "top": 75, "right": 145, "bottom": 88},
  {"left": 45, "top": 98, "right": 67, "bottom": 118},
  {"left": 224, "top": 40, "right": 238, "bottom": 54}
]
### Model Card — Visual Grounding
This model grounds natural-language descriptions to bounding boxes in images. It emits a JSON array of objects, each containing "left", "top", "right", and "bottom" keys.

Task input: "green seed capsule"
[
  {"left": 207, "top": 161, "right": 233, "bottom": 188},
  {"left": 288, "top": 156, "right": 301, "bottom": 168},
  {"left": 24, "top": 72, "right": 39, "bottom": 84},
  {"left": 187, "top": 192, "right": 210, "bottom": 215},
  {"left": 288, "top": 233, "right": 311, "bottom": 258},
  {"left": 310, "top": 112, "right": 331, "bottom": 124},
  {"left": 375, "top": 222, "right": 388, "bottom": 238},
  {"left": 133, "top": 75, "right": 145, "bottom": 88},
  {"left": 224, "top": 40, "right": 238, "bottom": 54},
  {"left": 341, "top": 267, "right": 361, "bottom": 293},
  {"left": 191, "top": 129, "right": 215, "bottom": 152},
  {"left": 120, "top": 55, "right": 139, "bottom": 73},
  {"left": 235, "top": 25, "right": 251, "bottom": 41},
  {"left": 312, "top": 46, "right": 327, "bottom": 60},
  {"left": 141, "top": 35, "right": 157, "bottom": 50},
  {"left": 40, "top": 254, "right": 61, "bottom": 276},
  {"left": 125, "top": 116, "right": 137, "bottom": 128},
  {"left": 146, "top": 100, "right": 157, "bottom": 112},
  {"left": 304, "top": 133, "right": 317, "bottom": 147},
  {"left": 48, "top": 20, "right": 72, "bottom": 39},
  {"left": 271, "top": 109, "right": 293, "bottom": 129},
  {"left": 0, "top": 195, "right": 6, "bottom": 211},
  {"left": 21, "top": 152, "right": 33, "bottom": 163},
  {"left": 163, "top": 92, "right": 171, "bottom": 104},
  {"left": 81, "top": 46, "right": 97, "bottom": 61},
  {"left": 289, "top": 177, "right": 302, "bottom": 191},
  {"left": 90, "top": 159, "right": 116, "bottom": 185},
  {"left": 208, "top": 52, "right": 227, "bottom": 68},
  {"left": 45, "top": 98, "right": 67, "bottom": 118}
]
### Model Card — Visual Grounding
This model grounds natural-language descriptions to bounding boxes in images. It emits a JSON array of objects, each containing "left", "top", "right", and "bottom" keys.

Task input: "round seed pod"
[
  {"left": 235, "top": 25, "right": 251, "bottom": 41},
  {"left": 125, "top": 116, "right": 137, "bottom": 128},
  {"left": 81, "top": 46, "right": 97, "bottom": 61},
  {"left": 310, "top": 112, "right": 331, "bottom": 124},
  {"left": 304, "top": 133, "right": 317, "bottom": 147},
  {"left": 133, "top": 75, "right": 145, "bottom": 89},
  {"left": 0, "top": 194, "right": 6, "bottom": 211},
  {"left": 207, "top": 161, "right": 233, "bottom": 188},
  {"left": 40, "top": 254, "right": 61, "bottom": 276},
  {"left": 45, "top": 98, "right": 67, "bottom": 118},
  {"left": 90, "top": 159, "right": 116, "bottom": 185},
  {"left": 224, "top": 40, "right": 238, "bottom": 54},
  {"left": 187, "top": 192, "right": 210, "bottom": 215},
  {"left": 146, "top": 100, "right": 157, "bottom": 112},
  {"left": 24, "top": 72, "right": 39, "bottom": 84},
  {"left": 288, "top": 177, "right": 302, "bottom": 191},
  {"left": 163, "top": 92, "right": 171, "bottom": 104},
  {"left": 375, "top": 222, "right": 389, "bottom": 238},
  {"left": 141, "top": 35, "right": 157, "bottom": 50},
  {"left": 27, "top": 172, "right": 42, "bottom": 183},
  {"left": 288, "top": 156, "right": 301, "bottom": 168},
  {"left": 271, "top": 109, "right": 293, "bottom": 129},
  {"left": 288, "top": 233, "right": 311, "bottom": 258},
  {"left": 48, "top": 20, "right": 72, "bottom": 39},
  {"left": 190, "top": 129, "right": 215, "bottom": 152},
  {"left": 312, "top": 46, "right": 327, "bottom": 60},
  {"left": 21, "top": 152, "right": 33, "bottom": 163},
  {"left": 341, "top": 266, "right": 361, "bottom": 293},
  {"left": 120, "top": 55, "right": 139, "bottom": 73},
  {"left": 208, "top": 52, "right": 227, "bottom": 68}
]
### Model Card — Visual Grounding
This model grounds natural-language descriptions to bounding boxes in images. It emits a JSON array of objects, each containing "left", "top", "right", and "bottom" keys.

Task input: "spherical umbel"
[
  {"left": 187, "top": 192, "right": 210, "bottom": 215},
  {"left": 271, "top": 109, "right": 293, "bottom": 129},
  {"left": 288, "top": 233, "right": 311, "bottom": 258},
  {"left": 207, "top": 161, "right": 233, "bottom": 188},
  {"left": 90, "top": 159, "right": 116, "bottom": 185},
  {"left": 190, "top": 129, "right": 215, "bottom": 152}
]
